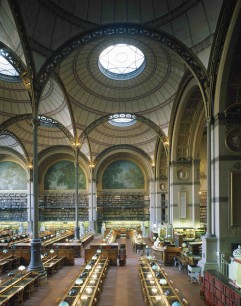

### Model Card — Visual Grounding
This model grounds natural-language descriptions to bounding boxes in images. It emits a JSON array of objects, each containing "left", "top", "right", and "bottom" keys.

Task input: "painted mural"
[
  {"left": 44, "top": 160, "right": 86, "bottom": 190},
  {"left": 0, "top": 161, "right": 27, "bottom": 190},
  {"left": 102, "top": 160, "right": 144, "bottom": 189}
]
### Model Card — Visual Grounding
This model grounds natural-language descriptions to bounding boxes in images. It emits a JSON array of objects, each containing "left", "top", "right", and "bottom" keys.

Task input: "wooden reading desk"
[
  {"left": 0, "top": 272, "right": 39, "bottom": 305},
  {"left": 57, "top": 256, "right": 109, "bottom": 306},
  {"left": 139, "top": 258, "right": 185, "bottom": 305}
]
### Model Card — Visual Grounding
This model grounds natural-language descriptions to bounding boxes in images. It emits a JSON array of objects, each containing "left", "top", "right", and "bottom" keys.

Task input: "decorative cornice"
[
  {"left": 170, "top": 157, "right": 192, "bottom": 165},
  {"left": 212, "top": 155, "right": 241, "bottom": 164}
]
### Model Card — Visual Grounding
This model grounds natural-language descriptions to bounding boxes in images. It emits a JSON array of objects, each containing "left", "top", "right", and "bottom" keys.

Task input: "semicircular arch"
[{"left": 37, "top": 24, "right": 209, "bottom": 109}]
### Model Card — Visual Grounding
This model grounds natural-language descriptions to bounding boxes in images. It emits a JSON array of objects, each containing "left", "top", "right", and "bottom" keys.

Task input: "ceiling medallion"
[
  {"left": 98, "top": 44, "right": 145, "bottom": 80},
  {"left": 176, "top": 167, "right": 189, "bottom": 181},
  {"left": 226, "top": 128, "right": 241, "bottom": 153},
  {"left": 160, "top": 183, "right": 167, "bottom": 191}
]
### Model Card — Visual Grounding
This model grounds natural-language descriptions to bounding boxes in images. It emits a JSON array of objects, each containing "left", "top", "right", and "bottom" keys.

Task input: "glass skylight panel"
[
  {"left": 108, "top": 114, "right": 137, "bottom": 127},
  {"left": 99, "top": 44, "right": 145, "bottom": 80},
  {"left": 0, "top": 54, "right": 19, "bottom": 76},
  {"left": 38, "top": 115, "right": 57, "bottom": 128}
]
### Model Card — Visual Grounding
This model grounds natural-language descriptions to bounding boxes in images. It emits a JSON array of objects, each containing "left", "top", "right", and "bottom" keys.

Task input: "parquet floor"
[{"left": 1, "top": 236, "right": 205, "bottom": 306}]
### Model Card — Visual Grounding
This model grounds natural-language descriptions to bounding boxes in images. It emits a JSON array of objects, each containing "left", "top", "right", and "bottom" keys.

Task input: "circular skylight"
[
  {"left": 0, "top": 53, "right": 20, "bottom": 81},
  {"left": 108, "top": 114, "right": 137, "bottom": 127},
  {"left": 99, "top": 44, "right": 145, "bottom": 80},
  {"left": 38, "top": 115, "right": 58, "bottom": 128}
]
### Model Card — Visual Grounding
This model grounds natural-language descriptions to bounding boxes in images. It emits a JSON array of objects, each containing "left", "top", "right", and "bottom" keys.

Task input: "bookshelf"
[
  {"left": 39, "top": 192, "right": 89, "bottom": 221},
  {"left": 0, "top": 193, "right": 27, "bottom": 221},
  {"left": 173, "top": 227, "right": 205, "bottom": 240},
  {"left": 97, "top": 193, "right": 149, "bottom": 221},
  {"left": 173, "top": 228, "right": 195, "bottom": 239}
]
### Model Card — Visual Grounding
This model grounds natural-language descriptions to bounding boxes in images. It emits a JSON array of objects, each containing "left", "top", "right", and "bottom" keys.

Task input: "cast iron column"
[
  {"left": 28, "top": 117, "right": 46, "bottom": 279},
  {"left": 74, "top": 145, "right": 80, "bottom": 241}
]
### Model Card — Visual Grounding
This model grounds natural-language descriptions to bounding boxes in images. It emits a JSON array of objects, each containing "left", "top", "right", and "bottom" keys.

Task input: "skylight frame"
[
  {"left": 98, "top": 44, "right": 145, "bottom": 80},
  {"left": 0, "top": 51, "right": 21, "bottom": 82},
  {"left": 108, "top": 114, "right": 137, "bottom": 127}
]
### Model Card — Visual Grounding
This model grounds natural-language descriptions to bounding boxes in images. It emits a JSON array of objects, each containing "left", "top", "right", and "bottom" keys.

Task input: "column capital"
[
  {"left": 31, "top": 118, "right": 40, "bottom": 127},
  {"left": 205, "top": 116, "right": 214, "bottom": 126}
]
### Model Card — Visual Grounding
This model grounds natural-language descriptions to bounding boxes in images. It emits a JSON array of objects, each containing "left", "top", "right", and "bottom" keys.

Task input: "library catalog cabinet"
[{"left": 204, "top": 270, "right": 241, "bottom": 306}]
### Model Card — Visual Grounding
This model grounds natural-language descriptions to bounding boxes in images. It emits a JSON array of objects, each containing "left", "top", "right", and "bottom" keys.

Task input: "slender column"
[
  {"left": 168, "top": 162, "right": 174, "bottom": 227},
  {"left": 206, "top": 118, "right": 212, "bottom": 236},
  {"left": 155, "top": 178, "right": 162, "bottom": 226},
  {"left": 27, "top": 169, "right": 33, "bottom": 235},
  {"left": 88, "top": 166, "right": 96, "bottom": 232},
  {"left": 74, "top": 146, "right": 80, "bottom": 241},
  {"left": 198, "top": 117, "right": 218, "bottom": 272},
  {"left": 192, "top": 159, "right": 201, "bottom": 228},
  {"left": 149, "top": 179, "right": 156, "bottom": 231},
  {"left": 28, "top": 118, "right": 46, "bottom": 279}
]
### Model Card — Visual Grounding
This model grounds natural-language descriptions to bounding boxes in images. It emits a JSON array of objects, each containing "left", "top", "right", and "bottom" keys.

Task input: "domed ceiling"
[{"left": 0, "top": 0, "right": 223, "bottom": 165}]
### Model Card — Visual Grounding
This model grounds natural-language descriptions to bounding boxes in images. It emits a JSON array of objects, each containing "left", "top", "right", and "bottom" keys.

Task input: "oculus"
[
  {"left": 108, "top": 113, "right": 137, "bottom": 127},
  {"left": 226, "top": 128, "right": 241, "bottom": 153},
  {"left": 98, "top": 44, "right": 145, "bottom": 80},
  {"left": 0, "top": 53, "right": 20, "bottom": 81}
]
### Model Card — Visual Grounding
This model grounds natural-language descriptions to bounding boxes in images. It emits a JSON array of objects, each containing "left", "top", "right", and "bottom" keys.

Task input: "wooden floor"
[{"left": 1, "top": 236, "right": 205, "bottom": 306}]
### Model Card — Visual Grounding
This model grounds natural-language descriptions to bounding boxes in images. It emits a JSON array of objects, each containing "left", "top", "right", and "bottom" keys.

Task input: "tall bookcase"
[
  {"left": 0, "top": 193, "right": 27, "bottom": 221},
  {"left": 39, "top": 192, "right": 89, "bottom": 221},
  {"left": 97, "top": 193, "right": 149, "bottom": 221}
]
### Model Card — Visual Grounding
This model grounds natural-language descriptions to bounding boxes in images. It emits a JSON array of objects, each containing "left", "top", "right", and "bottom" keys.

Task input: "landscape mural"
[
  {"left": 102, "top": 160, "right": 144, "bottom": 189},
  {"left": 0, "top": 161, "right": 27, "bottom": 190},
  {"left": 44, "top": 160, "right": 86, "bottom": 190}
]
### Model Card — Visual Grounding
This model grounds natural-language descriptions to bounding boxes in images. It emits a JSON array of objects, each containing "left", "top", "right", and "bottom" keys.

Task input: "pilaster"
[{"left": 198, "top": 235, "right": 218, "bottom": 273}]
